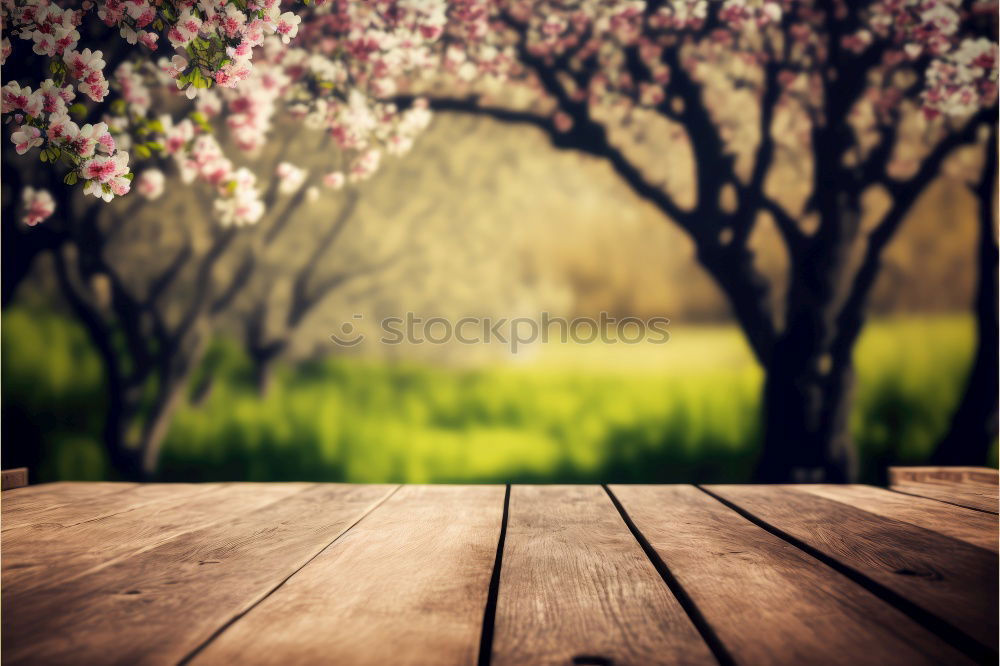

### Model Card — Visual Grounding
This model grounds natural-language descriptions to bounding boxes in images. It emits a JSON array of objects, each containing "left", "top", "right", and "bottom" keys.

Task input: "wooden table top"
[{"left": 1, "top": 483, "right": 997, "bottom": 665}]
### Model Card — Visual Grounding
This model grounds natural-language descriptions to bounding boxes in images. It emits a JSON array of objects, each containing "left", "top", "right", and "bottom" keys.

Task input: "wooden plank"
[
  {"left": 489, "top": 485, "right": 715, "bottom": 666},
  {"left": 705, "top": 485, "right": 998, "bottom": 655},
  {"left": 1, "top": 483, "right": 215, "bottom": 532},
  {"left": 2, "top": 483, "right": 311, "bottom": 594},
  {"left": 2, "top": 468, "right": 28, "bottom": 490},
  {"left": 1, "top": 483, "right": 395, "bottom": 666},
  {"left": 889, "top": 467, "right": 998, "bottom": 513},
  {"left": 1, "top": 482, "right": 137, "bottom": 529},
  {"left": 890, "top": 467, "right": 999, "bottom": 486},
  {"left": 190, "top": 485, "right": 505, "bottom": 666},
  {"left": 890, "top": 481, "right": 998, "bottom": 514},
  {"left": 797, "top": 484, "right": 999, "bottom": 552},
  {"left": 610, "top": 485, "right": 974, "bottom": 666}
]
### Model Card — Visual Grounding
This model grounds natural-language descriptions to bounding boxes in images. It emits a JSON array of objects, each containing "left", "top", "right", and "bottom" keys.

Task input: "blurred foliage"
[{"left": 4, "top": 307, "right": 992, "bottom": 485}]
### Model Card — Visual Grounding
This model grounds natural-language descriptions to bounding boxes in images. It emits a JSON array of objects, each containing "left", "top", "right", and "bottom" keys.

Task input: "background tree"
[
  {"left": 2, "top": 0, "right": 450, "bottom": 477},
  {"left": 395, "top": 0, "right": 998, "bottom": 481},
  {"left": 932, "top": 125, "right": 998, "bottom": 465}
]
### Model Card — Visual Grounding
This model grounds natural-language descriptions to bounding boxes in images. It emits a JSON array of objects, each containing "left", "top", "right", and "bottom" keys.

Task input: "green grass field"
[{"left": 2, "top": 308, "right": 988, "bottom": 484}]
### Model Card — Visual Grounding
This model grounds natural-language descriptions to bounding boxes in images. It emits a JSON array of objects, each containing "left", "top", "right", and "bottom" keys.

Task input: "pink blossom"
[
  {"left": 275, "top": 162, "right": 307, "bottom": 194},
  {"left": 276, "top": 12, "right": 302, "bottom": 44},
  {"left": 136, "top": 169, "right": 165, "bottom": 200},
  {"left": 323, "top": 171, "right": 346, "bottom": 189},
  {"left": 553, "top": 111, "right": 574, "bottom": 133},
  {"left": 11, "top": 126, "right": 43, "bottom": 154},
  {"left": 21, "top": 187, "right": 55, "bottom": 226}
]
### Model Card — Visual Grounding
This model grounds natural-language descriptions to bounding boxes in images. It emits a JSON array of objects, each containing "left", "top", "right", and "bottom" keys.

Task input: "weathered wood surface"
[
  {"left": 797, "top": 484, "right": 999, "bottom": 552},
  {"left": 492, "top": 485, "right": 714, "bottom": 666},
  {"left": 192, "top": 485, "right": 504, "bottom": 666},
  {"left": 705, "top": 484, "right": 998, "bottom": 657},
  {"left": 889, "top": 466, "right": 999, "bottom": 513},
  {"left": 2, "top": 467, "right": 29, "bottom": 490},
  {"left": 2, "top": 484, "right": 395, "bottom": 665},
  {"left": 1, "top": 482, "right": 137, "bottom": 530},
  {"left": 2, "top": 482, "right": 997, "bottom": 666},
  {"left": 2, "top": 483, "right": 311, "bottom": 594},
  {"left": 1, "top": 482, "right": 211, "bottom": 532},
  {"left": 610, "top": 485, "right": 974, "bottom": 665}
]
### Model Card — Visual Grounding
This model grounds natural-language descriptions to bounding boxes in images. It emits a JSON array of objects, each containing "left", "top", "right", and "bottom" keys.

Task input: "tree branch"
[{"left": 832, "top": 110, "right": 993, "bottom": 361}]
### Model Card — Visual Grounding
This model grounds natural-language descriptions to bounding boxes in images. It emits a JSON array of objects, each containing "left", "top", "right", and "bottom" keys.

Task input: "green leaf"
[
  {"left": 146, "top": 141, "right": 164, "bottom": 152},
  {"left": 124, "top": 172, "right": 134, "bottom": 181},
  {"left": 148, "top": 119, "right": 165, "bottom": 134},
  {"left": 39, "top": 151, "right": 48, "bottom": 163},
  {"left": 110, "top": 99, "right": 127, "bottom": 115},
  {"left": 135, "top": 144, "right": 152, "bottom": 159},
  {"left": 68, "top": 103, "right": 87, "bottom": 119},
  {"left": 63, "top": 172, "right": 79, "bottom": 185}
]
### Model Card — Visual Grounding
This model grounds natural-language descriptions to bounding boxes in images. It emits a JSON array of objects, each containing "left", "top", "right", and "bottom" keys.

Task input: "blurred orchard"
[{"left": 1, "top": 0, "right": 997, "bottom": 483}]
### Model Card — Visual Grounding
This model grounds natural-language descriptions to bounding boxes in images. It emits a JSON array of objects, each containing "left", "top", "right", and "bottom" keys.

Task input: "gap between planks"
[
  {"left": 700, "top": 485, "right": 996, "bottom": 663},
  {"left": 177, "top": 484, "right": 401, "bottom": 665}
]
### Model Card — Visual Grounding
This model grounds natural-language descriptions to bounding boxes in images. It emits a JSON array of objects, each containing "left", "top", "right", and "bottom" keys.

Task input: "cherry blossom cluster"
[
  {"left": 461, "top": 1, "right": 996, "bottom": 131},
  {"left": 842, "top": 0, "right": 999, "bottom": 118},
  {"left": 4, "top": 0, "right": 460, "bottom": 228},
  {"left": 3, "top": 77, "right": 132, "bottom": 203},
  {"left": 156, "top": 116, "right": 266, "bottom": 226},
  {"left": 21, "top": 186, "right": 55, "bottom": 225},
  {"left": 8, "top": 0, "right": 995, "bottom": 231},
  {"left": 923, "top": 37, "right": 998, "bottom": 117},
  {"left": 1, "top": 0, "right": 304, "bottom": 96},
  {"left": 1, "top": 1, "right": 111, "bottom": 102}
]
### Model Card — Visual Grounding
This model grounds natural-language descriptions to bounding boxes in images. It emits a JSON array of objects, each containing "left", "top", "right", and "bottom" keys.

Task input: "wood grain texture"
[
  {"left": 890, "top": 482, "right": 998, "bottom": 514},
  {"left": 2, "top": 483, "right": 310, "bottom": 594},
  {"left": 1, "top": 483, "right": 395, "bottom": 666},
  {"left": 889, "top": 467, "right": 999, "bottom": 486},
  {"left": 491, "top": 485, "right": 714, "bottom": 666},
  {"left": 706, "top": 484, "right": 999, "bottom": 653},
  {"left": 2, "top": 468, "right": 28, "bottom": 490},
  {"left": 610, "top": 485, "right": 973, "bottom": 666},
  {"left": 797, "top": 484, "right": 998, "bottom": 552},
  {"left": 889, "top": 467, "right": 998, "bottom": 513},
  {"left": 1, "top": 482, "right": 137, "bottom": 529},
  {"left": 191, "top": 484, "right": 505, "bottom": 666},
  {"left": 1, "top": 482, "right": 214, "bottom": 532}
]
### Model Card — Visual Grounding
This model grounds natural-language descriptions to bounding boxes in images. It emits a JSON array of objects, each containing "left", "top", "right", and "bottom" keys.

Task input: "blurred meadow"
[{"left": 2, "top": 305, "right": 983, "bottom": 485}]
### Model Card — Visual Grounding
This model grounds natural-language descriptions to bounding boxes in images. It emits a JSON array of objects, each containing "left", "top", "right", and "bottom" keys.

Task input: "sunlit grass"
[{"left": 1, "top": 308, "right": 981, "bottom": 483}]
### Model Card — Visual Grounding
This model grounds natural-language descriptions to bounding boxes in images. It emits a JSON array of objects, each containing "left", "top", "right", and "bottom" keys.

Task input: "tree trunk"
[
  {"left": 756, "top": 324, "right": 857, "bottom": 482},
  {"left": 102, "top": 385, "right": 146, "bottom": 480},
  {"left": 139, "top": 379, "right": 190, "bottom": 477},
  {"left": 930, "top": 138, "right": 998, "bottom": 466},
  {"left": 754, "top": 192, "right": 863, "bottom": 483},
  {"left": 254, "top": 360, "right": 275, "bottom": 397},
  {"left": 249, "top": 341, "right": 286, "bottom": 398}
]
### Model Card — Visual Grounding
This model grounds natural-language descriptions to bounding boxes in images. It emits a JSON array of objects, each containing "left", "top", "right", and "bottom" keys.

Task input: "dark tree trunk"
[
  {"left": 254, "top": 358, "right": 275, "bottom": 397},
  {"left": 757, "top": 325, "right": 857, "bottom": 482},
  {"left": 755, "top": 190, "right": 863, "bottom": 483},
  {"left": 250, "top": 341, "right": 286, "bottom": 398},
  {"left": 931, "top": 137, "right": 999, "bottom": 466},
  {"left": 102, "top": 386, "right": 146, "bottom": 480},
  {"left": 2, "top": 217, "right": 61, "bottom": 307}
]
